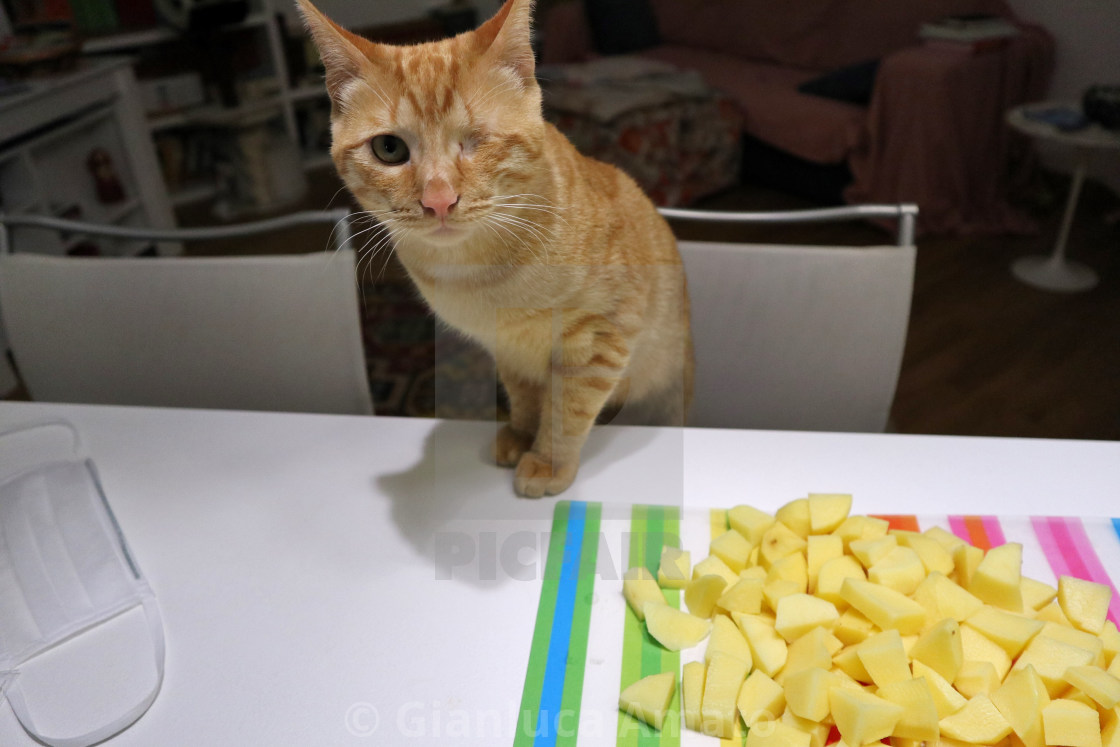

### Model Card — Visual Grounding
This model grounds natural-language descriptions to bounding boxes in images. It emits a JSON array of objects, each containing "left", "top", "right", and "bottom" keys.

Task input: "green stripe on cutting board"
[
  {"left": 514, "top": 500, "right": 570, "bottom": 747},
  {"left": 617, "top": 504, "right": 682, "bottom": 747}
]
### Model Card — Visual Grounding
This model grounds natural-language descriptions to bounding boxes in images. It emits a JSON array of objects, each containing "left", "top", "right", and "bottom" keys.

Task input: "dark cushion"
[
  {"left": 798, "top": 59, "right": 881, "bottom": 107},
  {"left": 583, "top": 0, "right": 662, "bottom": 56}
]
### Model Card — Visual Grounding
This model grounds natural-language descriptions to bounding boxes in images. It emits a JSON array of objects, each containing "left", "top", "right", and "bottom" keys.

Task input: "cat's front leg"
[
  {"left": 493, "top": 369, "right": 542, "bottom": 467},
  {"left": 515, "top": 317, "right": 630, "bottom": 497}
]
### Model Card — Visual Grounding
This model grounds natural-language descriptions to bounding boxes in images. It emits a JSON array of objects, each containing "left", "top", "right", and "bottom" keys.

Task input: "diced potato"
[
  {"left": 815, "top": 555, "right": 865, "bottom": 608},
  {"left": 1042, "top": 698, "right": 1103, "bottom": 747},
  {"left": 833, "top": 607, "right": 874, "bottom": 646},
  {"left": 1064, "top": 665, "right": 1120, "bottom": 709},
  {"left": 966, "top": 604, "right": 1044, "bottom": 658},
  {"left": 623, "top": 567, "right": 665, "bottom": 621},
  {"left": 706, "top": 613, "right": 752, "bottom": 666},
  {"left": 895, "top": 532, "right": 955, "bottom": 576},
  {"left": 877, "top": 677, "right": 940, "bottom": 741},
  {"left": 775, "top": 498, "right": 812, "bottom": 539},
  {"left": 857, "top": 629, "right": 912, "bottom": 688},
  {"left": 1101, "top": 620, "right": 1120, "bottom": 667},
  {"left": 1021, "top": 576, "right": 1059, "bottom": 611},
  {"left": 969, "top": 542, "right": 1024, "bottom": 612},
  {"left": 764, "top": 579, "right": 803, "bottom": 614},
  {"left": 952, "top": 543, "right": 985, "bottom": 589},
  {"left": 781, "top": 626, "right": 833, "bottom": 681},
  {"left": 729, "top": 504, "right": 776, "bottom": 546},
  {"left": 954, "top": 659, "right": 1000, "bottom": 698},
  {"left": 643, "top": 602, "right": 712, "bottom": 650},
  {"left": 1059, "top": 575, "right": 1113, "bottom": 635},
  {"left": 784, "top": 666, "right": 836, "bottom": 722},
  {"left": 781, "top": 708, "right": 830, "bottom": 747},
  {"left": 693, "top": 555, "right": 740, "bottom": 587},
  {"left": 912, "top": 658, "right": 969, "bottom": 719},
  {"left": 685, "top": 574, "right": 728, "bottom": 619},
  {"left": 657, "top": 546, "right": 691, "bottom": 589},
  {"left": 867, "top": 546, "right": 926, "bottom": 596},
  {"left": 738, "top": 669, "right": 786, "bottom": 728},
  {"left": 767, "top": 553, "right": 809, "bottom": 593},
  {"left": 924, "top": 525, "right": 967, "bottom": 555},
  {"left": 1014, "top": 634, "right": 1098, "bottom": 697},
  {"left": 839, "top": 577, "right": 926, "bottom": 634},
  {"left": 619, "top": 671, "right": 676, "bottom": 731},
  {"left": 774, "top": 593, "right": 839, "bottom": 643},
  {"left": 992, "top": 664, "right": 1051, "bottom": 747},
  {"left": 913, "top": 571, "right": 985, "bottom": 623},
  {"left": 1035, "top": 599, "right": 1074, "bottom": 626},
  {"left": 939, "top": 694, "right": 1013, "bottom": 744},
  {"left": 1040, "top": 621, "right": 1105, "bottom": 662},
  {"left": 960, "top": 623, "right": 1012, "bottom": 680},
  {"left": 908, "top": 617, "right": 964, "bottom": 683},
  {"left": 806, "top": 535, "right": 843, "bottom": 593},
  {"left": 1104, "top": 708, "right": 1120, "bottom": 747},
  {"left": 716, "top": 576, "right": 764, "bottom": 616},
  {"left": 681, "top": 660, "right": 705, "bottom": 732},
  {"left": 760, "top": 522, "right": 808, "bottom": 568},
  {"left": 833, "top": 645, "right": 871, "bottom": 683},
  {"left": 828, "top": 687, "right": 904, "bottom": 746},
  {"left": 850, "top": 535, "right": 898, "bottom": 570},
  {"left": 711, "top": 529, "right": 753, "bottom": 574},
  {"left": 807, "top": 493, "right": 852, "bottom": 534},
  {"left": 745, "top": 720, "right": 811, "bottom": 747},
  {"left": 733, "top": 611, "right": 789, "bottom": 677},
  {"left": 701, "top": 651, "right": 750, "bottom": 739}
]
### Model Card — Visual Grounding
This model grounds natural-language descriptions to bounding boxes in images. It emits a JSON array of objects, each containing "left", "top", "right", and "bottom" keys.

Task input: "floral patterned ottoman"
[{"left": 541, "top": 57, "right": 743, "bottom": 207}]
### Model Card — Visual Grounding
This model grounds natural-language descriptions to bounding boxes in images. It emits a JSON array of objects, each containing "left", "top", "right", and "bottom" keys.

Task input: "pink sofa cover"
[{"left": 540, "top": 0, "right": 1055, "bottom": 235}]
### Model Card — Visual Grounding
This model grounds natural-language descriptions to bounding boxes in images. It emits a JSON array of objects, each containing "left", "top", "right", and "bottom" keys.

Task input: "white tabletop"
[
  {"left": 0, "top": 401, "right": 1118, "bottom": 745},
  {"left": 1006, "top": 101, "right": 1120, "bottom": 150}
]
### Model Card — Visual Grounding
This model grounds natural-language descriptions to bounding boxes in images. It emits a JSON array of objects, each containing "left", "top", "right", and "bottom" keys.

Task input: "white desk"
[{"left": 0, "top": 402, "right": 1117, "bottom": 745}]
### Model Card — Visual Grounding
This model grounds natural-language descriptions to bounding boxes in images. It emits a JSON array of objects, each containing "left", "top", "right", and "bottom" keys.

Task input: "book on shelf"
[{"left": 919, "top": 14, "right": 1020, "bottom": 43}]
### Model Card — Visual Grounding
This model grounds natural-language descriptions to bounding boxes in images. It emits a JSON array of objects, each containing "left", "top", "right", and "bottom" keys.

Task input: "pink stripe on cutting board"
[
  {"left": 1033, "top": 516, "right": 1120, "bottom": 626},
  {"left": 980, "top": 517, "right": 1006, "bottom": 547}
]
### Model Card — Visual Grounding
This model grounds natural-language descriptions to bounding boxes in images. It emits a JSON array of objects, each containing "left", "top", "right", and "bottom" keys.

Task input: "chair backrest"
[
  {"left": 0, "top": 214, "right": 373, "bottom": 415},
  {"left": 679, "top": 239, "right": 915, "bottom": 432}
]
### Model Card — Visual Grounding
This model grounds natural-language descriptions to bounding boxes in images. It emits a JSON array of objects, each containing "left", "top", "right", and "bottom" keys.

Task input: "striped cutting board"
[{"left": 514, "top": 502, "right": 1120, "bottom": 747}]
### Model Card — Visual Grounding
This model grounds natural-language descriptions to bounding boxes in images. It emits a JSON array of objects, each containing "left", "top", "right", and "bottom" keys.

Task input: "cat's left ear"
[
  {"left": 296, "top": 0, "right": 377, "bottom": 104},
  {"left": 475, "top": 0, "right": 535, "bottom": 80}
]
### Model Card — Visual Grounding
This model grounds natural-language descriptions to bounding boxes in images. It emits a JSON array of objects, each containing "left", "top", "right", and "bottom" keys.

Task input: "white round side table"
[{"left": 1006, "top": 102, "right": 1120, "bottom": 292}]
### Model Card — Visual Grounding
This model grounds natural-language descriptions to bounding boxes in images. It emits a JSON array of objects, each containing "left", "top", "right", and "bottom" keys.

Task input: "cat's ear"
[
  {"left": 296, "top": 0, "right": 377, "bottom": 103},
  {"left": 475, "top": 0, "right": 535, "bottom": 80}
]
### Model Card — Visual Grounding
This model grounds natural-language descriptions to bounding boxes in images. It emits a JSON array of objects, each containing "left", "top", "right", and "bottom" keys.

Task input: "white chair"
[
  {"left": 0, "top": 210, "right": 374, "bottom": 415},
  {"left": 659, "top": 204, "right": 918, "bottom": 432}
]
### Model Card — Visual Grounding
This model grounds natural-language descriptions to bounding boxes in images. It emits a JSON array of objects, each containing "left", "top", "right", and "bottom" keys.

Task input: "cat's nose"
[{"left": 421, "top": 182, "right": 459, "bottom": 219}]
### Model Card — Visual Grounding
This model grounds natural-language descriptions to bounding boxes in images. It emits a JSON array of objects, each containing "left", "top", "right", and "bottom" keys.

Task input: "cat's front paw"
[
  {"left": 514, "top": 452, "right": 578, "bottom": 498},
  {"left": 493, "top": 424, "right": 533, "bottom": 467}
]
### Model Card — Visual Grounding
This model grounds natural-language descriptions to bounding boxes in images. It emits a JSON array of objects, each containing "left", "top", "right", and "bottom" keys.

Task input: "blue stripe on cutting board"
[{"left": 535, "top": 499, "right": 587, "bottom": 745}]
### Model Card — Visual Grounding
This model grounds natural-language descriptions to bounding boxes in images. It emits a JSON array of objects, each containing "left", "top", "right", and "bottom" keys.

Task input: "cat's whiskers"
[
  {"left": 464, "top": 76, "right": 523, "bottom": 112},
  {"left": 482, "top": 215, "right": 547, "bottom": 267}
]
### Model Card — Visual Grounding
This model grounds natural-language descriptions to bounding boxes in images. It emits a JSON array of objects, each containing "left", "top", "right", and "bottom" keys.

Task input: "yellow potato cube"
[
  {"left": 850, "top": 535, "right": 898, "bottom": 570},
  {"left": 764, "top": 579, "right": 803, "bottom": 614},
  {"left": 1040, "top": 620, "right": 1105, "bottom": 662},
  {"left": 1013, "top": 634, "right": 1097, "bottom": 697},
  {"left": 969, "top": 542, "right": 1024, "bottom": 612},
  {"left": 911, "top": 658, "right": 969, "bottom": 719},
  {"left": 775, "top": 593, "right": 840, "bottom": 643},
  {"left": 738, "top": 669, "right": 787, "bottom": 728},
  {"left": 716, "top": 576, "right": 765, "bottom": 616},
  {"left": 693, "top": 555, "right": 740, "bottom": 587},
  {"left": 960, "top": 623, "right": 1012, "bottom": 680},
  {"left": 1042, "top": 698, "right": 1102, "bottom": 747},
  {"left": 939, "top": 693, "right": 1013, "bottom": 744},
  {"left": 706, "top": 613, "right": 753, "bottom": 666},
  {"left": 992, "top": 664, "right": 1051, "bottom": 747},
  {"left": 908, "top": 617, "right": 964, "bottom": 683},
  {"left": 828, "top": 687, "right": 904, "bottom": 746},
  {"left": 1100, "top": 620, "right": 1120, "bottom": 667},
  {"left": 833, "top": 607, "right": 874, "bottom": 646},
  {"left": 895, "top": 531, "right": 955, "bottom": 576},
  {"left": 912, "top": 571, "right": 985, "bottom": 623},
  {"left": 952, "top": 543, "right": 985, "bottom": 589},
  {"left": 857, "top": 628, "right": 912, "bottom": 688},
  {"left": 768, "top": 553, "right": 810, "bottom": 593},
  {"left": 775, "top": 497, "right": 812, "bottom": 539},
  {"left": 815, "top": 555, "right": 865, "bottom": 609},
  {"left": 619, "top": 671, "right": 676, "bottom": 731},
  {"left": 954, "top": 659, "right": 1000, "bottom": 698},
  {"left": 1021, "top": 576, "right": 1059, "bottom": 611},
  {"left": 832, "top": 645, "right": 871, "bottom": 684},
  {"left": 807, "top": 535, "right": 844, "bottom": 593},
  {"left": 1104, "top": 710, "right": 1120, "bottom": 747},
  {"left": 711, "top": 529, "right": 753, "bottom": 574},
  {"left": 1035, "top": 600, "right": 1074, "bottom": 627},
  {"left": 924, "top": 525, "right": 967, "bottom": 555},
  {"left": 965, "top": 605, "right": 1044, "bottom": 658},
  {"left": 685, "top": 574, "right": 728, "bottom": 619},
  {"left": 733, "top": 612, "right": 789, "bottom": 677},
  {"left": 643, "top": 602, "right": 712, "bottom": 651},
  {"left": 745, "top": 720, "right": 811, "bottom": 747},
  {"left": 1059, "top": 575, "right": 1113, "bottom": 635},
  {"left": 701, "top": 651, "right": 750, "bottom": 739},
  {"left": 781, "top": 626, "right": 833, "bottom": 681},
  {"left": 729, "top": 504, "right": 776, "bottom": 546},
  {"left": 760, "top": 522, "right": 809, "bottom": 568},
  {"left": 682, "top": 660, "right": 705, "bottom": 732},
  {"left": 784, "top": 666, "right": 837, "bottom": 722},
  {"left": 781, "top": 708, "right": 830, "bottom": 747},
  {"left": 877, "top": 677, "right": 940, "bottom": 741},
  {"left": 839, "top": 577, "right": 926, "bottom": 634},
  {"left": 867, "top": 546, "right": 927, "bottom": 596},
  {"left": 1064, "top": 665, "right": 1120, "bottom": 709},
  {"left": 657, "top": 546, "right": 691, "bottom": 589},
  {"left": 807, "top": 493, "right": 852, "bottom": 534},
  {"left": 623, "top": 566, "right": 665, "bottom": 621}
]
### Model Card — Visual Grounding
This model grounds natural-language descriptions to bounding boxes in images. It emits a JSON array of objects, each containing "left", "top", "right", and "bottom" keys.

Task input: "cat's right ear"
[{"left": 296, "top": 0, "right": 375, "bottom": 104}]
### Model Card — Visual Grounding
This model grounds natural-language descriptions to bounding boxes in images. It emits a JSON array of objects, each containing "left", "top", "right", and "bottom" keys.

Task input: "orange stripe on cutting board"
[
  {"left": 870, "top": 515, "right": 920, "bottom": 532},
  {"left": 963, "top": 515, "right": 994, "bottom": 550}
]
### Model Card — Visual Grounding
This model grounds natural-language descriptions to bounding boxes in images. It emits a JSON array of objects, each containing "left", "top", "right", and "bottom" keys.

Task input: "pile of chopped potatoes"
[{"left": 619, "top": 495, "right": 1120, "bottom": 747}]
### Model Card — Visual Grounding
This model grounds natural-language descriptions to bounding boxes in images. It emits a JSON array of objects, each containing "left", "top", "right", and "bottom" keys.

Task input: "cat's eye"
[{"left": 370, "top": 134, "right": 409, "bottom": 165}]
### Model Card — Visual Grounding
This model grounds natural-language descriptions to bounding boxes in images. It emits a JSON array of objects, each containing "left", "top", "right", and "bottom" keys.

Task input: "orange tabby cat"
[{"left": 300, "top": 0, "right": 693, "bottom": 496}]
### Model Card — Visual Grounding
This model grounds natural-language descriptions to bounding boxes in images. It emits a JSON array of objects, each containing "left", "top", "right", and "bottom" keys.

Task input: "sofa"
[{"left": 540, "top": 0, "right": 1055, "bottom": 235}]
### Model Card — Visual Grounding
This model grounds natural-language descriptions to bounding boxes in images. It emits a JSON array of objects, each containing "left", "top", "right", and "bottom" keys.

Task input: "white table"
[
  {"left": 1006, "top": 102, "right": 1120, "bottom": 292},
  {"left": 0, "top": 401, "right": 1118, "bottom": 746}
]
